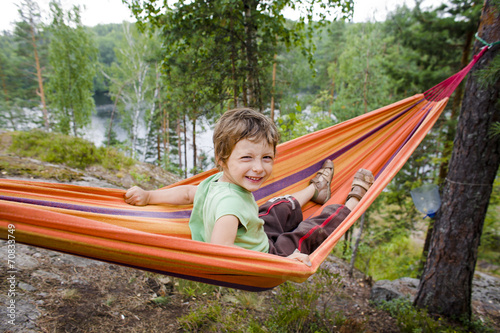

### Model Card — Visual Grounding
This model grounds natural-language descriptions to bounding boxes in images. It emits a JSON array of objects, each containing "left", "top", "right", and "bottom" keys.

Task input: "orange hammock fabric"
[{"left": 0, "top": 47, "right": 489, "bottom": 291}]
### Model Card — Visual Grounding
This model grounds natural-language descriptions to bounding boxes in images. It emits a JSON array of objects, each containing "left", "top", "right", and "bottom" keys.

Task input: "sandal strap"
[
  {"left": 310, "top": 160, "right": 334, "bottom": 204},
  {"left": 347, "top": 169, "right": 374, "bottom": 202}
]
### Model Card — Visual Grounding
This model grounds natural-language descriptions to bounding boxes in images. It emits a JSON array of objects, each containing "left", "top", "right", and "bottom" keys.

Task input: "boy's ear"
[{"left": 215, "top": 155, "right": 225, "bottom": 169}]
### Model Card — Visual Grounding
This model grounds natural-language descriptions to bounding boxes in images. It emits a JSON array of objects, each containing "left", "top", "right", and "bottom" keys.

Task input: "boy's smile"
[{"left": 218, "top": 138, "right": 275, "bottom": 192}]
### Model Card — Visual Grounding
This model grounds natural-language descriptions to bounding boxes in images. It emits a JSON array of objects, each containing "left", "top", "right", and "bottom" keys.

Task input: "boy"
[{"left": 125, "top": 108, "right": 373, "bottom": 266}]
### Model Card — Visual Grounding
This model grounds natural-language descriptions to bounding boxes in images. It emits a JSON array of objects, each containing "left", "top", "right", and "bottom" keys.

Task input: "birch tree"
[
  {"left": 46, "top": 1, "right": 98, "bottom": 136},
  {"left": 108, "top": 23, "right": 161, "bottom": 160},
  {"left": 141, "top": 60, "right": 161, "bottom": 162}
]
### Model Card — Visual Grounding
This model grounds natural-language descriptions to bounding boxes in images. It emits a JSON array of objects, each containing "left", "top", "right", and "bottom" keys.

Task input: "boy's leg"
[
  {"left": 272, "top": 168, "right": 374, "bottom": 256},
  {"left": 260, "top": 196, "right": 303, "bottom": 243},
  {"left": 272, "top": 204, "right": 351, "bottom": 256}
]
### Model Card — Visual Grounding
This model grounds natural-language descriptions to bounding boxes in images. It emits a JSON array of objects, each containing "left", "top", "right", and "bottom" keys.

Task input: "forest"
[{"left": 0, "top": 0, "right": 499, "bottom": 330}]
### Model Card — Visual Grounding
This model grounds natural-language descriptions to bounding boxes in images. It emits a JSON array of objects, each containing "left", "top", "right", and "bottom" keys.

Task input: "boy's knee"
[{"left": 268, "top": 195, "right": 297, "bottom": 210}]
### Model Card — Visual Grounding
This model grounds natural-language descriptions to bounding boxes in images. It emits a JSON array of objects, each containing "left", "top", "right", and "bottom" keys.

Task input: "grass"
[
  {"left": 175, "top": 269, "right": 357, "bottom": 333},
  {"left": 333, "top": 234, "right": 423, "bottom": 281},
  {"left": 9, "top": 129, "right": 134, "bottom": 171},
  {"left": 376, "top": 298, "right": 496, "bottom": 333},
  {"left": 365, "top": 234, "right": 423, "bottom": 281},
  {"left": 265, "top": 279, "right": 351, "bottom": 333}
]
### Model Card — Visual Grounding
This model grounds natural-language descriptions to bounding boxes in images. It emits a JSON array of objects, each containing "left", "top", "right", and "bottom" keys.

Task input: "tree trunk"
[
  {"left": 363, "top": 49, "right": 370, "bottom": 114},
  {"left": 192, "top": 115, "right": 197, "bottom": 173},
  {"left": 243, "top": 0, "right": 260, "bottom": 109},
  {"left": 176, "top": 112, "right": 182, "bottom": 172},
  {"left": 230, "top": 16, "right": 239, "bottom": 109},
  {"left": 349, "top": 213, "right": 366, "bottom": 277},
  {"left": 329, "top": 62, "right": 336, "bottom": 116},
  {"left": 270, "top": 53, "right": 277, "bottom": 121},
  {"left": 142, "top": 63, "right": 161, "bottom": 162},
  {"left": 30, "top": 16, "right": 49, "bottom": 130},
  {"left": 414, "top": 0, "right": 500, "bottom": 320},
  {"left": 157, "top": 133, "right": 161, "bottom": 163},
  {"left": 183, "top": 115, "right": 188, "bottom": 178},
  {"left": 166, "top": 107, "right": 170, "bottom": 167}
]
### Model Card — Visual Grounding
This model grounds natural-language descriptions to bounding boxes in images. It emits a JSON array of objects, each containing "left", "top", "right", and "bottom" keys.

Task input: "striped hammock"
[{"left": 0, "top": 47, "right": 489, "bottom": 291}]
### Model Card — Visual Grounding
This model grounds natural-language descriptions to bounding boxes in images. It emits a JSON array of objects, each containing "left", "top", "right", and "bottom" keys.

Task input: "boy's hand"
[
  {"left": 124, "top": 186, "right": 151, "bottom": 206},
  {"left": 288, "top": 249, "right": 312, "bottom": 267}
]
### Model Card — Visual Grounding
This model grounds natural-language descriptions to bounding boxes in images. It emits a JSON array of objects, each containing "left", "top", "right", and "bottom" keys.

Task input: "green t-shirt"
[{"left": 189, "top": 172, "right": 270, "bottom": 253}]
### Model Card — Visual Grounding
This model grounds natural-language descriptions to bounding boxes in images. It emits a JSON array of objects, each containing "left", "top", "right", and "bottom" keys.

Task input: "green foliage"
[
  {"left": 476, "top": 52, "right": 500, "bottom": 88},
  {"left": 478, "top": 173, "right": 500, "bottom": 276},
  {"left": 334, "top": 233, "right": 422, "bottom": 281},
  {"left": 176, "top": 269, "right": 356, "bottom": 333},
  {"left": 378, "top": 298, "right": 445, "bottom": 333},
  {"left": 46, "top": 1, "right": 98, "bottom": 136},
  {"left": 0, "top": 0, "right": 48, "bottom": 130},
  {"left": 175, "top": 279, "right": 220, "bottom": 299},
  {"left": 490, "top": 122, "right": 500, "bottom": 138},
  {"left": 177, "top": 302, "right": 223, "bottom": 331},
  {"left": 476, "top": 53, "right": 500, "bottom": 114},
  {"left": 106, "top": 23, "right": 163, "bottom": 160},
  {"left": 329, "top": 22, "right": 407, "bottom": 121},
  {"left": 175, "top": 280, "right": 265, "bottom": 332},
  {"left": 150, "top": 296, "right": 171, "bottom": 305},
  {"left": 265, "top": 269, "right": 349, "bottom": 333},
  {"left": 9, "top": 130, "right": 134, "bottom": 171},
  {"left": 366, "top": 234, "right": 422, "bottom": 280},
  {"left": 377, "top": 298, "right": 495, "bottom": 333},
  {"left": 125, "top": 0, "right": 354, "bottom": 110}
]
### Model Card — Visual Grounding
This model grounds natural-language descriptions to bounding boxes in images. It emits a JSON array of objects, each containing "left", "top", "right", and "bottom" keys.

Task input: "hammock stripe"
[{"left": 0, "top": 48, "right": 487, "bottom": 291}]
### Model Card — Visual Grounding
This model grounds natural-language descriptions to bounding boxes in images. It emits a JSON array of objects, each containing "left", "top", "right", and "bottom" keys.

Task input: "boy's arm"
[
  {"left": 210, "top": 215, "right": 239, "bottom": 247},
  {"left": 210, "top": 216, "right": 311, "bottom": 266},
  {"left": 124, "top": 185, "right": 198, "bottom": 206}
]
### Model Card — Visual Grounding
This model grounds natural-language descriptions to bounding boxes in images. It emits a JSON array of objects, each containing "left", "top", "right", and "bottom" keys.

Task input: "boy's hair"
[{"left": 213, "top": 108, "right": 280, "bottom": 170}]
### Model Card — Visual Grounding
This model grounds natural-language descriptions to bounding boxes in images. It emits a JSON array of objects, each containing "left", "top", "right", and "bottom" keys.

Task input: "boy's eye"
[{"left": 264, "top": 155, "right": 274, "bottom": 161}]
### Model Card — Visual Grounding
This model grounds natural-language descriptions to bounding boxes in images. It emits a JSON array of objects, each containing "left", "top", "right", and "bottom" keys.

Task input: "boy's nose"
[{"left": 252, "top": 161, "right": 264, "bottom": 173}]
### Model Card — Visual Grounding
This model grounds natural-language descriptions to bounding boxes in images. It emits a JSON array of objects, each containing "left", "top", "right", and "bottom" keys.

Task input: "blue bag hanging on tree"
[{"left": 410, "top": 184, "right": 441, "bottom": 218}]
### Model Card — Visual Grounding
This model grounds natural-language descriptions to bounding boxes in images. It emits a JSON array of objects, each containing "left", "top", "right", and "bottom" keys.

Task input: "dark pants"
[{"left": 260, "top": 195, "right": 351, "bottom": 257}]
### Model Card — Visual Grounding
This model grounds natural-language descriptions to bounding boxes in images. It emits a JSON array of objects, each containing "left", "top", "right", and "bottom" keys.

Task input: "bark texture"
[{"left": 414, "top": 0, "right": 500, "bottom": 319}]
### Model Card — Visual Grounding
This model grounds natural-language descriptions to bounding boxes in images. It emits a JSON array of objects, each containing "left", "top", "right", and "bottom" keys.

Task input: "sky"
[{"left": 0, "top": 0, "right": 444, "bottom": 32}]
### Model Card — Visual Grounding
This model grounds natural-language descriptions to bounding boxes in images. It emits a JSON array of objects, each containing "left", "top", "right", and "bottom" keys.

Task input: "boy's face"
[{"left": 218, "top": 138, "right": 275, "bottom": 192}]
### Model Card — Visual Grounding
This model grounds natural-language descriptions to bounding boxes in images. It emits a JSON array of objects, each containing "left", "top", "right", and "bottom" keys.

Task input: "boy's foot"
[
  {"left": 346, "top": 169, "right": 374, "bottom": 202},
  {"left": 310, "top": 159, "right": 334, "bottom": 204}
]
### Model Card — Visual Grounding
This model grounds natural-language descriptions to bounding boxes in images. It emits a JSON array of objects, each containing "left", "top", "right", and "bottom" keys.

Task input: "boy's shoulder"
[{"left": 196, "top": 172, "right": 254, "bottom": 205}]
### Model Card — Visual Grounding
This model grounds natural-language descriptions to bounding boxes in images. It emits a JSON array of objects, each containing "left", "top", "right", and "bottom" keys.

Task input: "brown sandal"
[
  {"left": 346, "top": 169, "right": 374, "bottom": 202},
  {"left": 310, "top": 159, "right": 334, "bottom": 204}
]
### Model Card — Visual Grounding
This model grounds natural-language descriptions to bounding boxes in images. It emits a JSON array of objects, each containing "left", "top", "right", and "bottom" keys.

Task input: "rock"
[
  {"left": 13, "top": 253, "right": 40, "bottom": 270},
  {"left": 370, "top": 277, "right": 419, "bottom": 304},
  {"left": 370, "top": 273, "right": 500, "bottom": 315},
  {"left": 0, "top": 295, "right": 41, "bottom": 333},
  {"left": 32, "top": 270, "right": 63, "bottom": 282},
  {"left": 18, "top": 282, "right": 36, "bottom": 292},
  {"left": 473, "top": 271, "right": 500, "bottom": 303},
  {"left": 51, "top": 252, "right": 105, "bottom": 268},
  {"left": 472, "top": 271, "right": 500, "bottom": 316}
]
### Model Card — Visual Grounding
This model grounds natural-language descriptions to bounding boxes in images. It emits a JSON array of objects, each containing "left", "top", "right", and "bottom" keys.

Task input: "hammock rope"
[
  {"left": 475, "top": 32, "right": 500, "bottom": 48},
  {"left": 423, "top": 46, "right": 489, "bottom": 102},
  {"left": 0, "top": 47, "right": 490, "bottom": 291}
]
